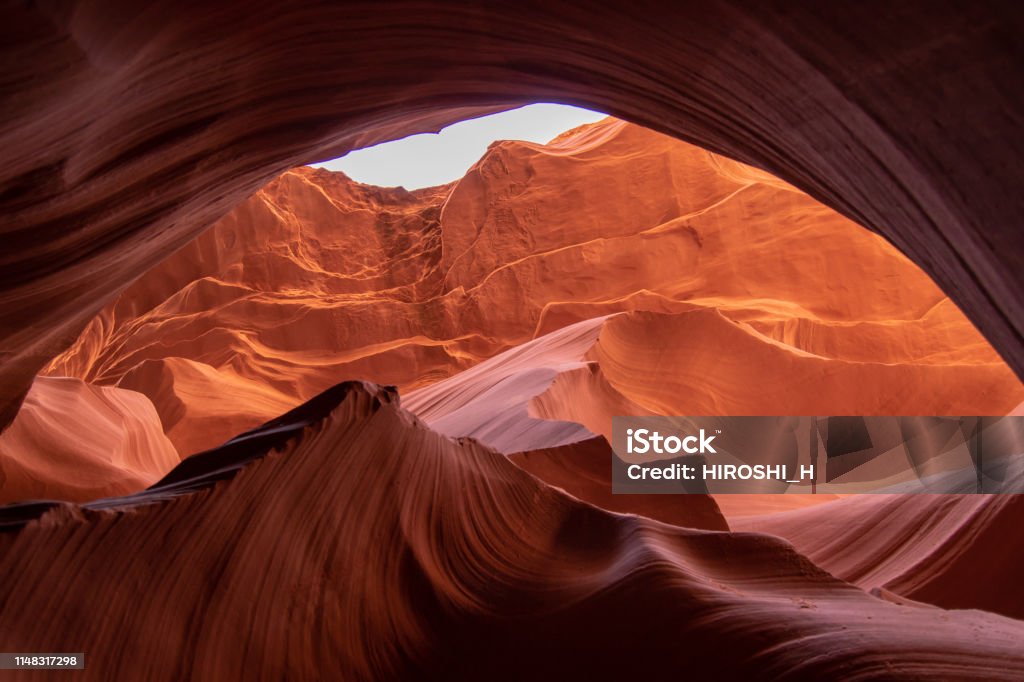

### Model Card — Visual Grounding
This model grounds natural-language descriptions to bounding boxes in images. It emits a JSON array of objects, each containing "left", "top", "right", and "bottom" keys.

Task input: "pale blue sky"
[{"left": 312, "top": 103, "right": 606, "bottom": 189}]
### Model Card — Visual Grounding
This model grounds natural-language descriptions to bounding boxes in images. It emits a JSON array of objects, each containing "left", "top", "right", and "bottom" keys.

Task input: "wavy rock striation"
[
  {"left": 0, "top": 376, "right": 178, "bottom": 504},
  {"left": 3, "top": 6, "right": 1024, "bottom": 678},
  {"left": 409, "top": 306, "right": 1021, "bottom": 519},
  {"left": 3, "top": 2, "right": 1024, "bottom": 430},
  {"left": 736, "top": 489, "right": 1024, "bottom": 621},
  {"left": 3, "top": 382, "right": 1024, "bottom": 680},
  {"left": 42, "top": 120, "right": 1021, "bottom": 456}
]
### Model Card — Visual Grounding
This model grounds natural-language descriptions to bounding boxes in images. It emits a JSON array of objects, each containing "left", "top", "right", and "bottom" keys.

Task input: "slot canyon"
[{"left": 2, "top": 3, "right": 1023, "bottom": 680}]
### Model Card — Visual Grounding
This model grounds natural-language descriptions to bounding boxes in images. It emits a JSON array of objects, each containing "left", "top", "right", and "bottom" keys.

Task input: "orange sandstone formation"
[
  {"left": 409, "top": 306, "right": 1021, "bottom": 519},
  {"left": 43, "top": 120, "right": 1024, "bottom": 458},
  {"left": 0, "top": 377, "right": 178, "bottom": 504},
  {"left": 3, "top": 3, "right": 1023, "bottom": 433},
  {"left": 736, "top": 491, "right": 1024, "bottom": 621},
  {"left": 3, "top": 5, "right": 1024, "bottom": 680}
]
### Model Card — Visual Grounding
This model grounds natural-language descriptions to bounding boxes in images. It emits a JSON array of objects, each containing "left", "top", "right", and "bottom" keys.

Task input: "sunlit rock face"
[
  {"left": 2, "top": 4, "right": 1024, "bottom": 679},
  {"left": 0, "top": 376, "right": 178, "bottom": 504},
  {"left": 2, "top": 2, "right": 1022, "bottom": 429},
  {"left": 40, "top": 120, "right": 1023, "bottom": 457}
]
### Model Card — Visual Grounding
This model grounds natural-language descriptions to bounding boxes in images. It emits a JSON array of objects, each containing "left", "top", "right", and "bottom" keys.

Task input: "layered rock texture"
[
  {"left": 3, "top": 114, "right": 1022, "bottom": 679},
  {"left": 737, "top": 489, "right": 1024, "bottom": 621},
  {"left": 3, "top": 383, "right": 1024, "bottom": 680},
  {"left": 3, "top": 2, "right": 1022, "bottom": 432},
  {"left": 3, "top": 3, "right": 1024, "bottom": 676},
  {"left": 39, "top": 120, "right": 1024, "bottom": 460},
  {"left": 0, "top": 377, "right": 177, "bottom": 504}
]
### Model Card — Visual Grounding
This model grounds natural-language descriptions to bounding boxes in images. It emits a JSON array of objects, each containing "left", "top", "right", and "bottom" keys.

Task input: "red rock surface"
[
  {"left": 42, "top": 120, "right": 1023, "bottom": 459},
  {"left": 509, "top": 436, "right": 729, "bottom": 531},
  {"left": 3, "top": 383, "right": 1024, "bottom": 680},
  {"left": 12, "top": 117, "right": 1018, "bottom": 535},
  {"left": 3, "top": 4, "right": 1023, "bottom": 429},
  {"left": 0, "top": 377, "right": 177, "bottom": 504},
  {"left": 3, "top": 5, "right": 1024, "bottom": 676},
  {"left": 407, "top": 304, "right": 1020, "bottom": 519},
  {"left": 736, "top": 490, "right": 1024, "bottom": 621}
]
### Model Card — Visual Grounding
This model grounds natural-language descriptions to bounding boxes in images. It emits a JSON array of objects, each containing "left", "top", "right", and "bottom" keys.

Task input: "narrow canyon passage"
[{"left": 2, "top": 3, "right": 1023, "bottom": 680}]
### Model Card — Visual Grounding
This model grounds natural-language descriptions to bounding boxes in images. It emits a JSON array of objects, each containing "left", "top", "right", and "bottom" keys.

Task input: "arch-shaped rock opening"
[
  {"left": 20, "top": 114, "right": 1018, "bottom": 473},
  {"left": 2, "top": 2, "right": 1023, "bottom": 431},
  {"left": 4, "top": 5, "right": 1024, "bottom": 678}
]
